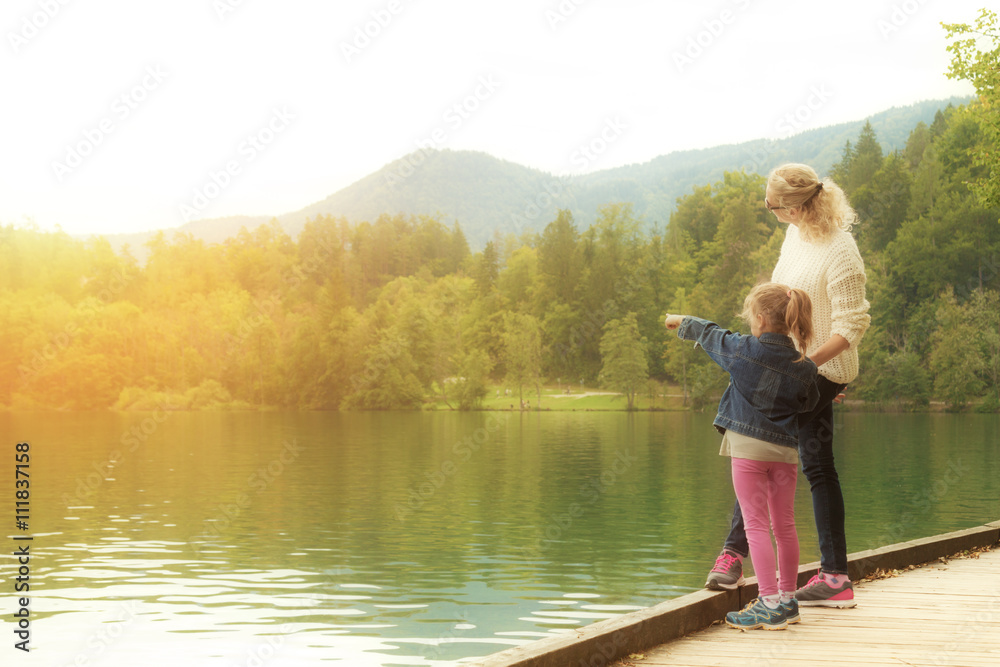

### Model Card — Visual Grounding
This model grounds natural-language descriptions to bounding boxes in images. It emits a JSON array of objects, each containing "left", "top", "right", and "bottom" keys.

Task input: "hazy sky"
[{"left": 1, "top": 0, "right": 985, "bottom": 237}]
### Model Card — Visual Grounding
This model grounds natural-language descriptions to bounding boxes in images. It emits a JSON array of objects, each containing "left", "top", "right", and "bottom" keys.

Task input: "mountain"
[
  {"left": 276, "top": 150, "right": 561, "bottom": 245},
  {"left": 104, "top": 96, "right": 969, "bottom": 255}
]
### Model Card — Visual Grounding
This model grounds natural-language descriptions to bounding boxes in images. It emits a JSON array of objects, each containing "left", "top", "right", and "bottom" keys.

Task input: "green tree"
[
  {"left": 843, "top": 120, "right": 884, "bottom": 195},
  {"left": 475, "top": 241, "right": 500, "bottom": 296},
  {"left": 599, "top": 312, "right": 648, "bottom": 410},
  {"left": 542, "top": 302, "right": 583, "bottom": 379},
  {"left": 574, "top": 202, "right": 646, "bottom": 379},
  {"left": 904, "top": 122, "right": 931, "bottom": 169},
  {"left": 448, "top": 221, "right": 471, "bottom": 273},
  {"left": 853, "top": 153, "right": 912, "bottom": 254},
  {"left": 969, "top": 289, "right": 1000, "bottom": 407},
  {"left": 662, "top": 288, "right": 702, "bottom": 405},
  {"left": 498, "top": 245, "right": 538, "bottom": 310},
  {"left": 537, "top": 209, "right": 581, "bottom": 305},
  {"left": 502, "top": 311, "right": 542, "bottom": 405},
  {"left": 696, "top": 172, "right": 772, "bottom": 323},
  {"left": 453, "top": 348, "right": 494, "bottom": 410},
  {"left": 829, "top": 139, "right": 854, "bottom": 187},
  {"left": 929, "top": 289, "right": 985, "bottom": 410},
  {"left": 856, "top": 325, "right": 931, "bottom": 407},
  {"left": 342, "top": 331, "right": 424, "bottom": 410},
  {"left": 944, "top": 9, "right": 1000, "bottom": 208},
  {"left": 669, "top": 184, "right": 721, "bottom": 247}
]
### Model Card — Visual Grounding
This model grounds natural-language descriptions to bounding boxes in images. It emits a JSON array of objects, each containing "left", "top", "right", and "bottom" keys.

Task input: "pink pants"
[{"left": 731, "top": 457, "right": 799, "bottom": 597}]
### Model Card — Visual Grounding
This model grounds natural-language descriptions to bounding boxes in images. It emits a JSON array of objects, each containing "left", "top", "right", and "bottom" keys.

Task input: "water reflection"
[{"left": 0, "top": 411, "right": 997, "bottom": 665}]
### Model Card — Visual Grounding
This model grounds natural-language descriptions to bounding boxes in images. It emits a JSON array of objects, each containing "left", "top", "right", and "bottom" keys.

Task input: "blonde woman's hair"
[
  {"left": 767, "top": 163, "right": 858, "bottom": 241},
  {"left": 741, "top": 283, "right": 813, "bottom": 361}
]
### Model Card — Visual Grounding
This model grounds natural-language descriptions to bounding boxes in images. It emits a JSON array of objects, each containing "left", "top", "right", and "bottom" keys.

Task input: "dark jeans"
[{"left": 723, "top": 375, "right": 849, "bottom": 575}]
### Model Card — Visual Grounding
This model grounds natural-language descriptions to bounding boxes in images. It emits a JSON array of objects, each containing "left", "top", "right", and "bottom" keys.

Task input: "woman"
[{"left": 705, "top": 163, "right": 870, "bottom": 608}]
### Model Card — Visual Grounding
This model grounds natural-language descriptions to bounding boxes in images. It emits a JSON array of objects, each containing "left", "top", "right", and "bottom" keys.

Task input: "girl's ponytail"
[
  {"left": 742, "top": 282, "right": 815, "bottom": 362},
  {"left": 784, "top": 287, "right": 813, "bottom": 361}
]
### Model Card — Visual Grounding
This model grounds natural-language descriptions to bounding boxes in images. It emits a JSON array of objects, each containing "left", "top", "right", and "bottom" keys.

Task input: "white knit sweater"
[{"left": 771, "top": 224, "right": 871, "bottom": 384}]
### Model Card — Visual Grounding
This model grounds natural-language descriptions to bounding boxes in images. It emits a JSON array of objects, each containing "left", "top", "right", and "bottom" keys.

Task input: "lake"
[{"left": 1, "top": 411, "right": 998, "bottom": 666}]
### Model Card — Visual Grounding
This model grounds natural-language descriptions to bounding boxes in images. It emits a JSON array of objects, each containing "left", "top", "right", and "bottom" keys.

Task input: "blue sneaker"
[
  {"left": 725, "top": 598, "right": 788, "bottom": 631},
  {"left": 780, "top": 598, "right": 800, "bottom": 624}
]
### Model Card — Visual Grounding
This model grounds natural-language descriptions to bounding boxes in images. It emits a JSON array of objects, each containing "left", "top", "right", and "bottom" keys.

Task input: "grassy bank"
[
  {"left": 426, "top": 386, "right": 1000, "bottom": 413},
  {"left": 427, "top": 385, "right": 691, "bottom": 411}
]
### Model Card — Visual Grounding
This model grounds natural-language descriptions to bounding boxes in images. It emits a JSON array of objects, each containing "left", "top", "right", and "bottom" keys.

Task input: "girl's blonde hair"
[
  {"left": 741, "top": 282, "right": 813, "bottom": 361},
  {"left": 767, "top": 163, "right": 857, "bottom": 241}
]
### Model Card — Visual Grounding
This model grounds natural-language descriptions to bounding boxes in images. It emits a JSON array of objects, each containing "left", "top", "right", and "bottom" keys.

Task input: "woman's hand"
[{"left": 664, "top": 314, "right": 685, "bottom": 330}]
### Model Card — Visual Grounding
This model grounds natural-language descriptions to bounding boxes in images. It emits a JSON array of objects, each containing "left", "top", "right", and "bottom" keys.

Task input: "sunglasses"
[{"left": 765, "top": 198, "right": 790, "bottom": 211}]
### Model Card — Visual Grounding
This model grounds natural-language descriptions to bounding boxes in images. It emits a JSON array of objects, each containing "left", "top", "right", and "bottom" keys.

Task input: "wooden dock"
[
  {"left": 630, "top": 546, "right": 1000, "bottom": 667},
  {"left": 476, "top": 522, "right": 1000, "bottom": 667}
]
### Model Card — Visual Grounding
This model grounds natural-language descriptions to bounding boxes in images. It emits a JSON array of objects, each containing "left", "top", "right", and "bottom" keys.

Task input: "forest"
[{"left": 2, "top": 12, "right": 997, "bottom": 413}]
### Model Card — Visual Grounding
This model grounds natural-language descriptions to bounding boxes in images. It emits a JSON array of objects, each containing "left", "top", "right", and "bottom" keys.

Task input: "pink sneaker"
[
  {"left": 794, "top": 573, "right": 856, "bottom": 608},
  {"left": 706, "top": 549, "right": 745, "bottom": 590}
]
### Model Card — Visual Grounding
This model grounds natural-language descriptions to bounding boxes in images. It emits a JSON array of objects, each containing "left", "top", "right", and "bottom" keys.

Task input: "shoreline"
[
  {"left": 0, "top": 402, "right": 993, "bottom": 413},
  {"left": 1, "top": 387, "right": 994, "bottom": 413}
]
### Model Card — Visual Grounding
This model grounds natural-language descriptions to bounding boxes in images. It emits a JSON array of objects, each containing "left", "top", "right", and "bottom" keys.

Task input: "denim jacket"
[{"left": 676, "top": 316, "right": 820, "bottom": 448}]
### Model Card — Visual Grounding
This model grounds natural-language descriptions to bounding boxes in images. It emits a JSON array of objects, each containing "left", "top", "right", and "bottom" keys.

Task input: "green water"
[{"left": 0, "top": 411, "right": 997, "bottom": 666}]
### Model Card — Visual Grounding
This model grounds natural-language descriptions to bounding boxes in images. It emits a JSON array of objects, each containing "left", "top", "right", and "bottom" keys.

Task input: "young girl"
[{"left": 665, "top": 283, "right": 819, "bottom": 631}]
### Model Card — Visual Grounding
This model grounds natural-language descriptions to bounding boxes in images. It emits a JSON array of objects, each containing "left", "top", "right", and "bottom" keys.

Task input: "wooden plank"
[
  {"left": 842, "top": 523, "right": 1000, "bottom": 582},
  {"left": 476, "top": 532, "right": 999, "bottom": 667},
  {"left": 629, "top": 547, "right": 1000, "bottom": 667},
  {"left": 648, "top": 644, "right": 1000, "bottom": 659},
  {"left": 646, "top": 636, "right": 1000, "bottom": 659},
  {"left": 642, "top": 652, "right": 1000, "bottom": 667}
]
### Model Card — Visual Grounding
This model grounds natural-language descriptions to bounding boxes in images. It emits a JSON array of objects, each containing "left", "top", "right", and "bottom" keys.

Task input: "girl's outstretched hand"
[{"left": 664, "top": 314, "right": 685, "bottom": 330}]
